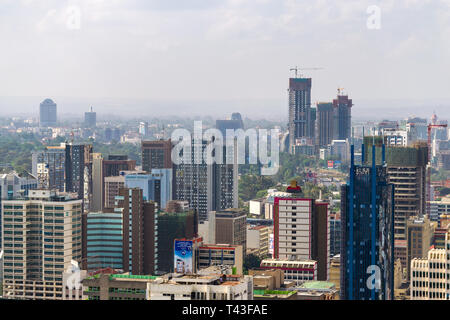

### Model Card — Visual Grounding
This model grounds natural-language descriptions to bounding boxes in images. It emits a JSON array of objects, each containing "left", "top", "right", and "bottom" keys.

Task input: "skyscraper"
[
  {"left": 39, "top": 99, "right": 57, "bottom": 127},
  {"left": 273, "top": 188, "right": 330, "bottom": 281},
  {"left": 340, "top": 145, "right": 395, "bottom": 300},
  {"left": 65, "top": 143, "right": 93, "bottom": 212},
  {"left": 173, "top": 140, "right": 238, "bottom": 222},
  {"left": 114, "top": 188, "right": 156, "bottom": 275},
  {"left": 141, "top": 140, "right": 172, "bottom": 173},
  {"left": 84, "top": 107, "right": 97, "bottom": 128},
  {"left": 1, "top": 190, "right": 82, "bottom": 300},
  {"left": 332, "top": 93, "right": 352, "bottom": 141},
  {"left": 288, "top": 78, "right": 313, "bottom": 154},
  {"left": 364, "top": 137, "right": 428, "bottom": 268},
  {"left": 32, "top": 144, "right": 66, "bottom": 192},
  {"left": 316, "top": 102, "right": 334, "bottom": 147}
]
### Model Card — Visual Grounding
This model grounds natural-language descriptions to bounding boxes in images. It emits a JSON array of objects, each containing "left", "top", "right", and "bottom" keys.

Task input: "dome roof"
[{"left": 41, "top": 98, "right": 55, "bottom": 105}]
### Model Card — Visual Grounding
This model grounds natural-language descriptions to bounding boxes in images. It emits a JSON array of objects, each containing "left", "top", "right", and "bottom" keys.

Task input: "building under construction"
[{"left": 363, "top": 136, "right": 428, "bottom": 269}]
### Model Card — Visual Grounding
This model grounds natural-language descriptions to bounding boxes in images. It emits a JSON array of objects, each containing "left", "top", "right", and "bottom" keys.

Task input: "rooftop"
[{"left": 299, "top": 281, "right": 336, "bottom": 290}]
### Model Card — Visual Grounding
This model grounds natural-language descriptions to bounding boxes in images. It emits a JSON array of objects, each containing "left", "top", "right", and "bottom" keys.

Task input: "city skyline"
[{"left": 1, "top": 1, "right": 450, "bottom": 120}]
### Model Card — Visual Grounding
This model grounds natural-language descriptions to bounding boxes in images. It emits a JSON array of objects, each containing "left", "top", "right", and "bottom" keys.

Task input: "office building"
[
  {"left": 114, "top": 188, "right": 156, "bottom": 275},
  {"left": 364, "top": 137, "right": 428, "bottom": 268},
  {"left": 65, "top": 143, "right": 93, "bottom": 212},
  {"left": 406, "top": 216, "right": 435, "bottom": 280},
  {"left": 32, "top": 144, "right": 66, "bottom": 192},
  {"left": 84, "top": 211, "right": 124, "bottom": 271},
  {"left": 95, "top": 155, "right": 137, "bottom": 210},
  {"left": 273, "top": 196, "right": 330, "bottom": 281},
  {"left": 147, "top": 273, "right": 253, "bottom": 300},
  {"left": 332, "top": 94, "right": 352, "bottom": 141},
  {"left": 340, "top": 145, "right": 395, "bottom": 300},
  {"left": 39, "top": 99, "right": 57, "bottom": 127},
  {"left": 410, "top": 231, "right": 450, "bottom": 300},
  {"left": 197, "top": 244, "right": 243, "bottom": 275},
  {"left": 141, "top": 140, "right": 172, "bottom": 173},
  {"left": 329, "top": 255, "right": 341, "bottom": 293},
  {"left": 0, "top": 171, "right": 37, "bottom": 248},
  {"left": 83, "top": 273, "right": 156, "bottom": 300},
  {"left": 174, "top": 140, "right": 238, "bottom": 222},
  {"left": 125, "top": 169, "right": 172, "bottom": 210},
  {"left": 207, "top": 209, "right": 246, "bottom": 255},
  {"left": 247, "top": 225, "right": 270, "bottom": 257},
  {"left": 329, "top": 212, "right": 341, "bottom": 257},
  {"left": 260, "top": 259, "right": 317, "bottom": 286},
  {"left": 288, "top": 77, "right": 313, "bottom": 154},
  {"left": 91, "top": 153, "right": 103, "bottom": 212},
  {"left": 84, "top": 107, "right": 96, "bottom": 128},
  {"left": 429, "top": 198, "right": 450, "bottom": 223},
  {"left": 216, "top": 113, "right": 244, "bottom": 136},
  {"left": 156, "top": 208, "right": 197, "bottom": 274},
  {"left": 104, "top": 176, "right": 125, "bottom": 209},
  {"left": 1, "top": 190, "right": 82, "bottom": 300},
  {"left": 316, "top": 102, "right": 334, "bottom": 148}
]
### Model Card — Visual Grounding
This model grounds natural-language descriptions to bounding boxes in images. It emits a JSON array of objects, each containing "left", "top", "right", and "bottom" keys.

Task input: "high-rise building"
[
  {"left": 114, "top": 188, "right": 156, "bottom": 275},
  {"left": 216, "top": 113, "right": 244, "bottom": 137},
  {"left": 332, "top": 94, "right": 352, "bottom": 141},
  {"left": 141, "top": 140, "right": 172, "bottom": 173},
  {"left": 364, "top": 137, "right": 428, "bottom": 268},
  {"left": 173, "top": 140, "right": 238, "bottom": 222},
  {"left": 410, "top": 231, "right": 450, "bottom": 300},
  {"left": 39, "top": 99, "right": 57, "bottom": 127},
  {"left": 94, "top": 155, "right": 137, "bottom": 211},
  {"left": 32, "top": 144, "right": 66, "bottom": 192},
  {"left": 84, "top": 107, "right": 97, "bottom": 128},
  {"left": 0, "top": 171, "right": 37, "bottom": 248},
  {"left": 104, "top": 176, "right": 125, "bottom": 209},
  {"left": 288, "top": 77, "right": 313, "bottom": 154},
  {"left": 84, "top": 211, "right": 124, "bottom": 271},
  {"left": 207, "top": 209, "right": 247, "bottom": 255},
  {"left": 1, "top": 190, "right": 82, "bottom": 300},
  {"left": 91, "top": 153, "right": 103, "bottom": 212},
  {"left": 406, "top": 216, "right": 435, "bottom": 280},
  {"left": 247, "top": 225, "right": 270, "bottom": 257},
  {"left": 316, "top": 102, "right": 334, "bottom": 147},
  {"left": 139, "top": 121, "right": 149, "bottom": 137},
  {"left": 125, "top": 169, "right": 172, "bottom": 210},
  {"left": 273, "top": 196, "right": 330, "bottom": 281},
  {"left": 340, "top": 145, "right": 395, "bottom": 300},
  {"left": 156, "top": 207, "right": 197, "bottom": 274},
  {"left": 65, "top": 144, "right": 93, "bottom": 212},
  {"left": 329, "top": 212, "right": 341, "bottom": 257}
]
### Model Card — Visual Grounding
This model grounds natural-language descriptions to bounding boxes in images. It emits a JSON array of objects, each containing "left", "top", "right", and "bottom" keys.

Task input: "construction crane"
[
  {"left": 426, "top": 123, "right": 448, "bottom": 215},
  {"left": 290, "top": 66, "right": 324, "bottom": 78}
]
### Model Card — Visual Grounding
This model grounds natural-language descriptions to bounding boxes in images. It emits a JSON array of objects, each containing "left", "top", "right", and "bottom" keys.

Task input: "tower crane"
[{"left": 289, "top": 66, "right": 324, "bottom": 78}]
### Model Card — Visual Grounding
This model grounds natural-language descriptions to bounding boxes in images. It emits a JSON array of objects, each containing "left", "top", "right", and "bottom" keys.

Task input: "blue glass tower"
[{"left": 340, "top": 142, "right": 395, "bottom": 300}]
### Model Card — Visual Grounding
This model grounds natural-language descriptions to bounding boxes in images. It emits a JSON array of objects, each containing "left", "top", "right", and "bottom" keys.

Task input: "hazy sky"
[{"left": 1, "top": 0, "right": 450, "bottom": 119}]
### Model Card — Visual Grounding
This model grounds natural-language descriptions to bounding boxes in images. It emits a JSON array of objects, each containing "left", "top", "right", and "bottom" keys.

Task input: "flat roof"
[{"left": 299, "top": 281, "right": 335, "bottom": 290}]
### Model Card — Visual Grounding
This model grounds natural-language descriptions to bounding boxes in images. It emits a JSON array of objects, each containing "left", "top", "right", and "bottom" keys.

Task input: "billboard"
[
  {"left": 269, "top": 233, "right": 274, "bottom": 258},
  {"left": 174, "top": 240, "right": 194, "bottom": 274},
  {"left": 327, "top": 160, "right": 334, "bottom": 169}
]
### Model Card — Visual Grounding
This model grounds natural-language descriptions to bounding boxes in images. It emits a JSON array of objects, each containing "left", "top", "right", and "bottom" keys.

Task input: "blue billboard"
[{"left": 174, "top": 240, "right": 194, "bottom": 274}]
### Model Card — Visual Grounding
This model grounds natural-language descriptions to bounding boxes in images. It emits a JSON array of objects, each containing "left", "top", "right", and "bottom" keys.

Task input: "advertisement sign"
[
  {"left": 174, "top": 240, "right": 194, "bottom": 274},
  {"left": 327, "top": 160, "right": 334, "bottom": 169},
  {"left": 269, "top": 233, "right": 274, "bottom": 258}
]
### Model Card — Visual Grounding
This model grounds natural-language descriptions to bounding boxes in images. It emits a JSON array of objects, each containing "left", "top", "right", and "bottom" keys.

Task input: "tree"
[{"left": 243, "top": 254, "right": 262, "bottom": 274}]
